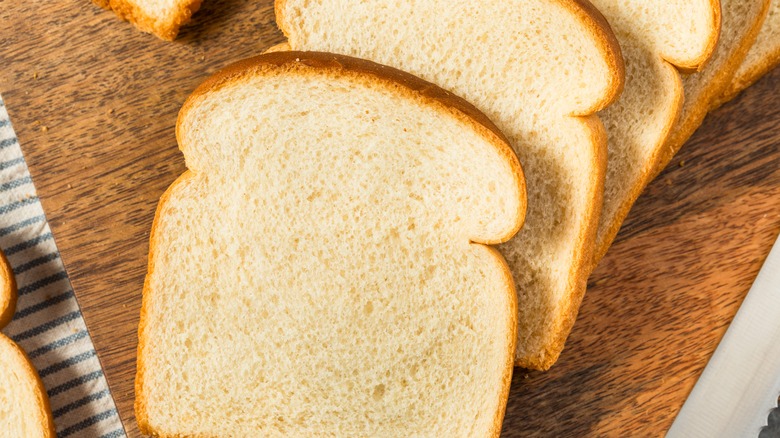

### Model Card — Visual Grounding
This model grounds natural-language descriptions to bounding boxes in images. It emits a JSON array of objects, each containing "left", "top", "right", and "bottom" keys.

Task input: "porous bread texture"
[
  {"left": 136, "top": 52, "right": 525, "bottom": 437},
  {"left": 276, "top": 0, "right": 624, "bottom": 370},
  {"left": 657, "top": 0, "right": 771, "bottom": 177},
  {"left": 92, "top": 0, "right": 202, "bottom": 41},
  {"left": 0, "top": 335, "right": 55, "bottom": 438},
  {"left": 0, "top": 251, "right": 54, "bottom": 438},
  {"left": 588, "top": 0, "right": 721, "bottom": 267},
  {"left": 717, "top": 1, "right": 780, "bottom": 106}
]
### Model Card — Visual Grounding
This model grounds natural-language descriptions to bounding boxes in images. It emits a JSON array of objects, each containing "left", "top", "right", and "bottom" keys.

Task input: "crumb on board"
[
  {"left": 40, "top": 125, "right": 48, "bottom": 133},
  {"left": 679, "top": 159, "right": 686, "bottom": 167},
  {"left": 67, "top": 184, "right": 72, "bottom": 189},
  {"left": 33, "top": 72, "right": 39, "bottom": 80}
]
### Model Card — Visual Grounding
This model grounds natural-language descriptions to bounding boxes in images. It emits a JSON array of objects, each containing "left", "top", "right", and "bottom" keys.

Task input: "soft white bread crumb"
[
  {"left": 0, "top": 250, "right": 55, "bottom": 438},
  {"left": 657, "top": 0, "right": 771, "bottom": 177},
  {"left": 275, "top": 0, "right": 624, "bottom": 370},
  {"left": 716, "top": 2, "right": 780, "bottom": 106},
  {"left": 92, "top": 0, "right": 202, "bottom": 41},
  {"left": 589, "top": 0, "right": 720, "bottom": 266},
  {"left": 136, "top": 51, "right": 526, "bottom": 437},
  {"left": 0, "top": 335, "right": 54, "bottom": 438}
]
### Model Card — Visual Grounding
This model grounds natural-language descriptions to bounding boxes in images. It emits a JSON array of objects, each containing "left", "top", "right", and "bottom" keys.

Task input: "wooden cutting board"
[{"left": 1, "top": 1, "right": 778, "bottom": 436}]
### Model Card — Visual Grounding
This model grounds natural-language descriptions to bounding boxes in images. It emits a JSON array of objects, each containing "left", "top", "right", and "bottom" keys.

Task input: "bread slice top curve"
[
  {"left": 0, "top": 250, "right": 54, "bottom": 438},
  {"left": 658, "top": 0, "right": 771, "bottom": 176},
  {"left": 92, "top": 0, "right": 202, "bottom": 41},
  {"left": 136, "top": 51, "right": 525, "bottom": 437},
  {"left": 588, "top": 0, "right": 721, "bottom": 267},
  {"left": 276, "top": 0, "right": 624, "bottom": 370},
  {"left": 717, "top": 1, "right": 780, "bottom": 105},
  {"left": 593, "top": 0, "right": 721, "bottom": 70},
  {"left": 278, "top": 0, "right": 623, "bottom": 119}
]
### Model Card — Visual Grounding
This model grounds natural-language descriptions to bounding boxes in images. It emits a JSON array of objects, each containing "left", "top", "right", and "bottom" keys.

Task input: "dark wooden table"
[{"left": 1, "top": 0, "right": 778, "bottom": 435}]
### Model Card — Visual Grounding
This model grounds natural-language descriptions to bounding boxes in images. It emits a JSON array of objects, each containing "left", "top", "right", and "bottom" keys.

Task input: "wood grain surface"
[{"left": 0, "top": 1, "right": 778, "bottom": 436}]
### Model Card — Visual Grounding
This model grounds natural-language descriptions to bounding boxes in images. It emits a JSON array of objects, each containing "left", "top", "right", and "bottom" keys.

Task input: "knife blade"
[{"left": 667, "top": 232, "right": 780, "bottom": 438}]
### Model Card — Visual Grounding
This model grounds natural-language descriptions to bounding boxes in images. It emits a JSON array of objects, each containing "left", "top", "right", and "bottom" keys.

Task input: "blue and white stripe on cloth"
[{"left": 0, "top": 96, "right": 126, "bottom": 438}]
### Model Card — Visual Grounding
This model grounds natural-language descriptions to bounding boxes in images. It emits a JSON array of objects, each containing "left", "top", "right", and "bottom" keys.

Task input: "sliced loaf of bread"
[
  {"left": 655, "top": 0, "right": 771, "bottom": 177},
  {"left": 92, "top": 0, "right": 202, "bottom": 40},
  {"left": 588, "top": 0, "right": 721, "bottom": 267},
  {"left": 717, "top": 1, "right": 780, "bottom": 106},
  {"left": 136, "top": 51, "right": 526, "bottom": 437},
  {"left": 275, "top": 0, "right": 624, "bottom": 370},
  {"left": 0, "top": 250, "right": 55, "bottom": 438}
]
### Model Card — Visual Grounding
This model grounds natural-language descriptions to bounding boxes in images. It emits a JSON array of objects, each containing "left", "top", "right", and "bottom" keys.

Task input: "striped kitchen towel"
[{"left": 0, "top": 96, "right": 126, "bottom": 437}]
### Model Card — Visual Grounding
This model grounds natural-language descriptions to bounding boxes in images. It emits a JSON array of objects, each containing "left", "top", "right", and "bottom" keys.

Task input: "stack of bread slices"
[{"left": 133, "top": 0, "right": 779, "bottom": 436}]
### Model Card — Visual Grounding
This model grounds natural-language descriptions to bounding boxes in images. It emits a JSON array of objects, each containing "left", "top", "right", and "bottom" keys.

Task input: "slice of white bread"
[
  {"left": 0, "top": 335, "right": 55, "bottom": 438},
  {"left": 92, "top": 0, "right": 202, "bottom": 40},
  {"left": 588, "top": 1, "right": 721, "bottom": 267},
  {"left": 0, "top": 251, "right": 55, "bottom": 438},
  {"left": 716, "top": 1, "right": 780, "bottom": 106},
  {"left": 275, "top": 0, "right": 624, "bottom": 370},
  {"left": 135, "top": 51, "right": 526, "bottom": 437},
  {"left": 655, "top": 0, "right": 771, "bottom": 177}
]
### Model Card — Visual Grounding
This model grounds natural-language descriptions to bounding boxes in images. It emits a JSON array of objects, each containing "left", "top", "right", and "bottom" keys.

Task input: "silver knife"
[{"left": 668, "top": 233, "right": 780, "bottom": 437}]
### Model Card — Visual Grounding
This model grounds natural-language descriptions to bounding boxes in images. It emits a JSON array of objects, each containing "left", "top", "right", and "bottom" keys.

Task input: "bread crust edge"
[
  {"left": 713, "top": 41, "right": 780, "bottom": 109},
  {"left": 0, "top": 334, "right": 56, "bottom": 438},
  {"left": 178, "top": 51, "right": 527, "bottom": 243},
  {"left": 481, "top": 244, "right": 518, "bottom": 438},
  {"left": 674, "top": 0, "right": 722, "bottom": 73},
  {"left": 135, "top": 170, "right": 196, "bottom": 437},
  {"left": 275, "top": 0, "right": 626, "bottom": 117},
  {"left": 0, "top": 248, "right": 17, "bottom": 328},
  {"left": 91, "top": 0, "right": 203, "bottom": 41},
  {"left": 514, "top": 114, "right": 608, "bottom": 371},
  {"left": 655, "top": 0, "right": 772, "bottom": 180},
  {"left": 591, "top": 64, "right": 687, "bottom": 268}
]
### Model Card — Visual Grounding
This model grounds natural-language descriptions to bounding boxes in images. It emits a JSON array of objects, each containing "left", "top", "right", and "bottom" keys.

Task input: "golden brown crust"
[
  {"left": 674, "top": 0, "right": 722, "bottom": 73},
  {"left": 591, "top": 61, "right": 687, "bottom": 269},
  {"left": 0, "top": 334, "right": 56, "bottom": 438},
  {"left": 275, "top": 0, "right": 625, "bottom": 116},
  {"left": 514, "top": 114, "right": 608, "bottom": 370},
  {"left": 479, "top": 244, "right": 517, "bottom": 438},
  {"left": 135, "top": 171, "right": 194, "bottom": 436},
  {"left": 590, "top": 0, "right": 720, "bottom": 267},
  {"left": 713, "top": 40, "right": 780, "bottom": 108},
  {"left": 0, "top": 248, "right": 17, "bottom": 328},
  {"left": 274, "top": 0, "right": 290, "bottom": 39},
  {"left": 655, "top": 0, "right": 772, "bottom": 180},
  {"left": 558, "top": 0, "right": 625, "bottom": 114},
  {"left": 178, "top": 51, "right": 527, "bottom": 244},
  {"left": 263, "top": 42, "right": 292, "bottom": 53},
  {"left": 91, "top": 0, "right": 202, "bottom": 41}
]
